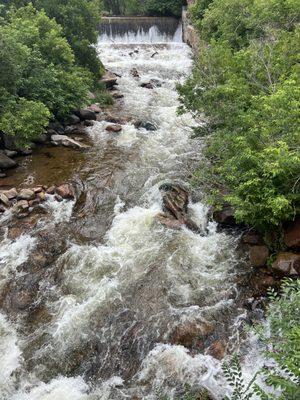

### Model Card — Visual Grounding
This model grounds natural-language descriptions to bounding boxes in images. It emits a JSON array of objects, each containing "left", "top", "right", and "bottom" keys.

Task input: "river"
[{"left": 0, "top": 18, "right": 265, "bottom": 400}]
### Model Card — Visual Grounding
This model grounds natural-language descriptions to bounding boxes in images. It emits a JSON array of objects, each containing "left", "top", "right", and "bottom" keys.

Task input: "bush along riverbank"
[
  {"left": 0, "top": 1, "right": 113, "bottom": 167},
  {"left": 178, "top": 0, "right": 300, "bottom": 282}
]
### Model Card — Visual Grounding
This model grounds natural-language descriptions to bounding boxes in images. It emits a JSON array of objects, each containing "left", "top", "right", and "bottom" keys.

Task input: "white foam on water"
[
  {"left": 42, "top": 195, "right": 75, "bottom": 224},
  {"left": 11, "top": 377, "right": 89, "bottom": 400},
  {"left": 0, "top": 313, "right": 22, "bottom": 398},
  {"left": 0, "top": 234, "right": 37, "bottom": 290}
]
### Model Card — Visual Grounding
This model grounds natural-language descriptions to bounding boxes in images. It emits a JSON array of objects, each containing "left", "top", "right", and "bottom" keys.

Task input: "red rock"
[
  {"left": 249, "top": 245, "right": 269, "bottom": 267},
  {"left": 272, "top": 252, "right": 300, "bottom": 277},
  {"left": 284, "top": 218, "right": 300, "bottom": 249},
  {"left": 2, "top": 188, "right": 18, "bottom": 200},
  {"left": 46, "top": 186, "right": 56, "bottom": 195},
  {"left": 106, "top": 124, "right": 122, "bottom": 133},
  {"left": 55, "top": 184, "right": 75, "bottom": 200},
  {"left": 155, "top": 213, "right": 183, "bottom": 230},
  {"left": 33, "top": 186, "right": 43, "bottom": 194},
  {"left": 207, "top": 341, "right": 226, "bottom": 360}
]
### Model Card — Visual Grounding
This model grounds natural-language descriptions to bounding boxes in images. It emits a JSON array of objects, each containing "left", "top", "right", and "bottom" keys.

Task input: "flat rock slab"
[{"left": 51, "top": 135, "right": 89, "bottom": 150}]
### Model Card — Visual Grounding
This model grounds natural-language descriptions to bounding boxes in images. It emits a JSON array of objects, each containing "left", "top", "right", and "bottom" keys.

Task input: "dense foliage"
[
  {"left": 103, "top": 0, "right": 185, "bottom": 17},
  {"left": 178, "top": 0, "right": 300, "bottom": 232},
  {"left": 0, "top": 1, "right": 105, "bottom": 146},
  {"left": 223, "top": 279, "right": 300, "bottom": 399}
]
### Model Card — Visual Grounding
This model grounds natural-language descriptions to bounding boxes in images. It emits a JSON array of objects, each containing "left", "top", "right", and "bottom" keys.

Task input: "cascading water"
[{"left": 0, "top": 17, "right": 267, "bottom": 400}]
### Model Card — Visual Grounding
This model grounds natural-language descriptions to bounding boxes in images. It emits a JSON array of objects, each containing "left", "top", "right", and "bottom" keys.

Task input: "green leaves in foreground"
[{"left": 222, "top": 279, "right": 300, "bottom": 400}]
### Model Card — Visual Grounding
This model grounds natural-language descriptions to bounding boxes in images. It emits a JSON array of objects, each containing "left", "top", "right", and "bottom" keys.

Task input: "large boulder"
[
  {"left": 63, "top": 114, "right": 81, "bottom": 126},
  {"left": 48, "top": 121, "right": 64, "bottom": 135},
  {"left": 271, "top": 252, "right": 300, "bottom": 277},
  {"left": 284, "top": 218, "right": 300, "bottom": 249},
  {"left": 51, "top": 134, "right": 89, "bottom": 150},
  {"left": 156, "top": 183, "right": 199, "bottom": 232},
  {"left": 213, "top": 205, "right": 236, "bottom": 226},
  {"left": 64, "top": 125, "right": 86, "bottom": 136},
  {"left": 32, "top": 134, "right": 48, "bottom": 144},
  {"left": 249, "top": 245, "right": 269, "bottom": 267},
  {"left": 0, "top": 152, "right": 17, "bottom": 169},
  {"left": 74, "top": 109, "right": 97, "bottom": 121},
  {"left": 100, "top": 71, "right": 118, "bottom": 89},
  {"left": 55, "top": 184, "right": 75, "bottom": 200}
]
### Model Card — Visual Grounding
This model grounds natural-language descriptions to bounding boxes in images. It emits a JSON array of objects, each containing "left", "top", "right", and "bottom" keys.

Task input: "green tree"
[
  {"left": 0, "top": 4, "right": 92, "bottom": 145},
  {"left": 178, "top": 0, "right": 300, "bottom": 232}
]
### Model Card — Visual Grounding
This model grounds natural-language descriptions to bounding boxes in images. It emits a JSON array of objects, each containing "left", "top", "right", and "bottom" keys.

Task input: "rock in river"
[
  {"left": 56, "top": 184, "right": 75, "bottom": 200},
  {"left": 0, "top": 152, "right": 17, "bottom": 169},
  {"left": 51, "top": 134, "right": 89, "bottom": 150}
]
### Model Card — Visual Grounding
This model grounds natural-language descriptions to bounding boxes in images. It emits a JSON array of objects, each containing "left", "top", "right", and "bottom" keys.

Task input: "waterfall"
[{"left": 99, "top": 17, "right": 183, "bottom": 44}]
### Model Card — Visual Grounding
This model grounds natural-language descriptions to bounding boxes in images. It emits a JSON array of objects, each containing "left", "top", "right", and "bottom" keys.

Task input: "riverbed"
[{"left": 0, "top": 19, "right": 265, "bottom": 400}]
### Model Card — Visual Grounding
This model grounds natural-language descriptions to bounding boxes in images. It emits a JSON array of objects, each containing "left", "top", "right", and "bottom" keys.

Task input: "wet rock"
[
  {"left": 51, "top": 134, "right": 89, "bottom": 149},
  {"left": 213, "top": 205, "right": 236, "bottom": 226},
  {"left": 160, "top": 183, "right": 188, "bottom": 220},
  {"left": 56, "top": 184, "right": 75, "bottom": 200},
  {"left": 36, "top": 191, "right": 46, "bottom": 202},
  {"left": 54, "top": 194, "right": 63, "bottom": 202},
  {"left": 10, "top": 289, "right": 35, "bottom": 311},
  {"left": 4, "top": 150, "right": 18, "bottom": 158},
  {"left": 1, "top": 188, "right": 18, "bottom": 200},
  {"left": 0, "top": 193, "right": 10, "bottom": 207},
  {"left": 48, "top": 120, "right": 64, "bottom": 135},
  {"left": 141, "top": 82, "right": 154, "bottom": 89},
  {"left": 2, "top": 134, "right": 18, "bottom": 151},
  {"left": 100, "top": 71, "right": 118, "bottom": 89},
  {"left": 0, "top": 152, "right": 17, "bottom": 169},
  {"left": 74, "top": 109, "right": 97, "bottom": 121},
  {"left": 171, "top": 321, "right": 214, "bottom": 348},
  {"left": 46, "top": 186, "right": 56, "bottom": 195},
  {"left": 106, "top": 124, "right": 122, "bottom": 133},
  {"left": 33, "top": 186, "right": 43, "bottom": 194},
  {"left": 149, "top": 78, "right": 162, "bottom": 87},
  {"left": 249, "top": 271, "right": 277, "bottom": 296},
  {"left": 83, "top": 120, "right": 95, "bottom": 127},
  {"left": 29, "top": 198, "right": 41, "bottom": 207},
  {"left": 207, "top": 341, "right": 226, "bottom": 360},
  {"left": 63, "top": 114, "right": 81, "bottom": 126},
  {"left": 88, "top": 104, "right": 102, "bottom": 113},
  {"left": 134, "top": 121, "right": 157, "bottom": 131},
  {"left": 111, "top": 91, "right": 124, "bottom": 99},
  {"left": 155, "top": 213, "right": 183, "bottom": 230},
  {"left": 0, "top": 204, "right": 6, "bottom": 213},
  {"left": 249, "top": 245, "right": 269, "bottom": 267},
  {"left": 20, "top": 148, "right": 33, "bottom": 156},
  {"left": 242, "top": 231, "right": 262, "bottom": 245},
  {"left": 130, "top": 68, "right": 140, "bottom": 78},
  {"left": 0, "top": 173, "right": 6, "bottom": 178},
  {"left": 64, "top": 125, "right": 86, "bottom": 136},
  {"left": 18, "top": 189, "right": 35, "bottom": 201},
  {"left": 272, "top": 252, "right": 300, "bottom": 277},
  {"left": 32, "top": 134, "right": 48, "bottom": 144},
  {"left": 157, "top": 184, "right": 199, "bottom": 232},
  {"left": 284, "top": 218, "right": 300, "bottom": 249},
  {"left": 13, "top": 200, "right": 29, "bottom": 212}
]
